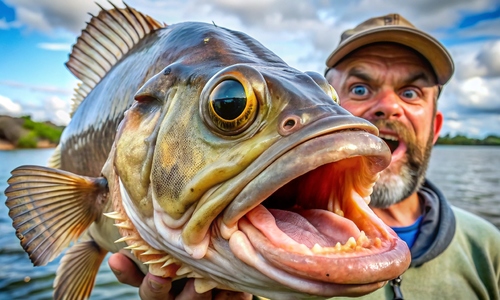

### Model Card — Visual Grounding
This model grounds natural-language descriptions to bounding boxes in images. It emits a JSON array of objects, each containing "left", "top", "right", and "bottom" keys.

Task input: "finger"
[
  {"left": 174, "top": 279, "right": 211, "bottom": 300},
  {"left": 139, "top": 273, "right": 174, "bottom": 300},
  {"left": 213, "top": 290, "right": 254, "bottom": 300},
  {"left": 108, "top": 252, "right": 144, "bottom": 287}
]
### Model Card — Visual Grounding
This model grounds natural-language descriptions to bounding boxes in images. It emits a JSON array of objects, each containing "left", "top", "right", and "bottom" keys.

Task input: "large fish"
[{"left": 4, "top": 3, "right": 410, "bottom": 300}]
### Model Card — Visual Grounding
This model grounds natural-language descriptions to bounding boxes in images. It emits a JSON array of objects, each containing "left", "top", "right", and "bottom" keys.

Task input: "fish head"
[{"left": 105, "top": 28, "right": 411, "bottom": 299}]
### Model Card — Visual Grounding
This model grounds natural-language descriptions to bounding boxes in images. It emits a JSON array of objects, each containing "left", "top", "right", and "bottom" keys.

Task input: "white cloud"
[
  {"left": 4, "top": 0, "right": 118, "bottom": 34},
  {"left": 454, "top": 40, "right": 500, "bottom": 79},
  {"left": 476, "top": 40, "right": 500, "bottom": 78},
  {"left": 2, "top": 0, "right": 499, "bottom": 138},
  {"left": 0, "top": 95, "right": 22, "bottom": 114},
  {"left": 17, "top": 95, "right": 70, "bottom": 126},
  {"left": 0, "top": 93, "right": 70, "bottom": 126},
  {"left": 37, "top": 43, "right": 71, "bottom": 51}
]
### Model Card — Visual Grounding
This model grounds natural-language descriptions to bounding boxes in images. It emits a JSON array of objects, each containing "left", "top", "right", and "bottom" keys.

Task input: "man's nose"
[{"left": 369, "top": 90, "right": 403, "bottom": 119}]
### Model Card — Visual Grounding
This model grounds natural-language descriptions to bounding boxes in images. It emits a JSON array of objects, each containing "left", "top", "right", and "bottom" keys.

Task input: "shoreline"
[{"left": 0, "top": 140, "right": 57, "bottom": 151}]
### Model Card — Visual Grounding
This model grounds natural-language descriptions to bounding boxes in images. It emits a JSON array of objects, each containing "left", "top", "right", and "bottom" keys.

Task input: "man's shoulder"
[
  {"left": 451, "top": 205, "right": 500, "bottom": 244},
  {"left": 452, "top": 206, "right": 496, "bottom": 227}
]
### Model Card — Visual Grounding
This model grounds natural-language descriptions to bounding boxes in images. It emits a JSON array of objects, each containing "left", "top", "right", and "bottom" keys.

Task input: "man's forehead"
[{"left": 335, "top": 44, "right": 437, "bottom": 82}]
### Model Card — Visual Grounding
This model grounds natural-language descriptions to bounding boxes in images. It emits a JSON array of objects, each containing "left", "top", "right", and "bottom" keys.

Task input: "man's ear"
[{"left": 432, "top": 110, "right": 444, "bottom": 144}]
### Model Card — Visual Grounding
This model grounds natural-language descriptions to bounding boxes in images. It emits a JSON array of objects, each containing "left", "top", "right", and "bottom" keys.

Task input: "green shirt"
[{"left": 333, "top": 207, "right": 500, "bottom": 300}]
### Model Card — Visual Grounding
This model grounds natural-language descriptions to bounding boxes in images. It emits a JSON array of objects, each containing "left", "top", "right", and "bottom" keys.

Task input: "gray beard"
[
  {"left": 369, "top": 127, "right": 435, "bottom": 209},
  {"left": 369, "top": 163, "right": 418, "bottom": 208}
]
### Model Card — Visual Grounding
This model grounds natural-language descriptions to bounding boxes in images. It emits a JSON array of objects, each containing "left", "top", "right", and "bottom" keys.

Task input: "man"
[
  {"left": 324, "top": 14, "right": 500, "bottom": 299},
  {"left": 109, "top": 14, "right": 500, "bottom": 300}
]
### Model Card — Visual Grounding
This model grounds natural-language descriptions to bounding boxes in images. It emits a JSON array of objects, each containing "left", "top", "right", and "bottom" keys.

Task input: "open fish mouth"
[{"left": 180, "top": 117, "right": 408, "bottom": 295}]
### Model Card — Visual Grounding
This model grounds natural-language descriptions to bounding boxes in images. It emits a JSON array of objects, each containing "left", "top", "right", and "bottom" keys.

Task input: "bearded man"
[{"left": 325, "top": 13, "right": 500, "bottom": 299}]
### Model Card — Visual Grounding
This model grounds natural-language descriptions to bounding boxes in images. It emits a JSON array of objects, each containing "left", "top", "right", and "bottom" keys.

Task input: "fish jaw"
[{"left": 210, "top": 129, "right": 411, "bottom": 296}]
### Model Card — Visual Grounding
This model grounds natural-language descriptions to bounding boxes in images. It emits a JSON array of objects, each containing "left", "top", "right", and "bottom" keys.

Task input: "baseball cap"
[{"left": 325, "top": 13, "right": 454, "bottom": 85}]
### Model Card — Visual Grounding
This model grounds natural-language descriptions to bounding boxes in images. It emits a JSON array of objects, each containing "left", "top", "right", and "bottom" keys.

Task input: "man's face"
[{"left": 326, "top": 43, "right": 443, "bottom": 208}]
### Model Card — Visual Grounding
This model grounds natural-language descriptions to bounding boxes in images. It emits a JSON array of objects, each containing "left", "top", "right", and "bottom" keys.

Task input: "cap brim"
[{"left": 325, "top": 26, "right": 454, "bottom": 85}]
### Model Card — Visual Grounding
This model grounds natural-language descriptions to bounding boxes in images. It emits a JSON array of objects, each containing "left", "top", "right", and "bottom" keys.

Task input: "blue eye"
[
  {"left": 351, "top": 85, "right": 368, "bottom": 96},
  {"left": 401, "top": 89, "right": 417, "bottom": 99}
]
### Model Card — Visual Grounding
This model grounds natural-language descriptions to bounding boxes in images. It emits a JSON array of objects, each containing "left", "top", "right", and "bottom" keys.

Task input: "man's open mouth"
[{"left": 380, "top": 133, "right": 400, "bottom": 153}]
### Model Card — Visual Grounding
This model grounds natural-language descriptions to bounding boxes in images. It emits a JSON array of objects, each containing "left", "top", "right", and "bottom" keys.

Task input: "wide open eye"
[{"left": 208, "top": 79, "right": 257, "bottom": 133}]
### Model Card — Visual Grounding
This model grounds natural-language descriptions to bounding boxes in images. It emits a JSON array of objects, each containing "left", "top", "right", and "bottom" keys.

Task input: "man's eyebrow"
[
  {"left": 347, "top": 69, "right": 434, "bottom": 85},
  {"left": 404, "top": 72, "right": 433, "bottom": 84},
  {"left": 346, "top": 68, "right": 373, "bottom": 82}
]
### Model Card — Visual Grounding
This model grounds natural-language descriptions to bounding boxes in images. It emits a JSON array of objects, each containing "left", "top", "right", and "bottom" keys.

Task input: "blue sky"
[{"left": 0, "top": 0, "right": 499, "bottom": 138}]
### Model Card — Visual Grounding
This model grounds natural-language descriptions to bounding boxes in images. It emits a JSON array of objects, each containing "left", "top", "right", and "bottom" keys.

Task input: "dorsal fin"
[{"left": 66, "top": 2, "right": 166, "bottom": 115}]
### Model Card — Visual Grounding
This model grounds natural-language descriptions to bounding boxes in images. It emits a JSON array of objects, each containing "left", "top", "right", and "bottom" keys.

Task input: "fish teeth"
[
  {"left": 194, "top": 278, "right": 219, "bottom": 293},
  {"left": 124, "top": 243, "right": 141, "bottom": 250},
  {"left": 141, "top": 248, "right": 163, "bottom": 256},
  {"left": 187, "top": 272, "right": 204, "bottom": 279},
  {"left": 176, "top": 265, "right": 193, "bottom": 276},
  {"left": 134, "top": 245, "right": 150, "bottom": 252},
  {"left": 310, "top": 231, "right": 373, "bottom": 254},
  {"left": 345, "top": 237, "right": 357, "bottom": 249},
  {"left": 114, "top": 221, "right": 133, "bottom": 229},
  {"left": 144, "top": 256, "right": 170, "bottom": 265},
  {"left": 327, "top": 190, "right": 344, "bottom": 216},
  {"left": 311, "top": 243, "right": 323, "bottom": 253},
  {"left": 103, "top": 211, "right": 125, "bottom": 220},
  {"left": 114, "top": 236, "right": 135, "bottom": 244},
  {"left": 161, "top": 258, "right": 177, "bottom": 269},
  {"left": 357, "top": 231, "right": 369, "bottom": 247}
]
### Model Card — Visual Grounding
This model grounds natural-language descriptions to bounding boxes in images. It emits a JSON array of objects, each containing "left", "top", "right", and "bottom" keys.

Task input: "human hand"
[{"left": 108, "top": 251, "right": 253, "bottom": 300}]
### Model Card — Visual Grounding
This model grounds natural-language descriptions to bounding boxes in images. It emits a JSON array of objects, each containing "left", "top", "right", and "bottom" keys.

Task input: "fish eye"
[
  {"left": 208, "top": 79, "right": 257, "bottom": 133},
  {"left": 210, "top": 80, "right": 246, "bottom": 120}
]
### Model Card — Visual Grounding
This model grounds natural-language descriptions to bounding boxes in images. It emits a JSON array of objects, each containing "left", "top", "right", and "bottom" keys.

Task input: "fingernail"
[
  {"left": 110, "top": 268, "right": 121, "bottom": 276},
  {"left": 148, "top": 278, "right": 162, "bottom": 291}
]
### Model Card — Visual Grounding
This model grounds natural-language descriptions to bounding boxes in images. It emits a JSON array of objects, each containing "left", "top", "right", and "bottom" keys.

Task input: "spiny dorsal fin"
[
  {"left": 5, "top": 165, "right": 108, "bottom": 266},
  {"left": 66, "top": 2, "right": 166, "bottom": 115}
]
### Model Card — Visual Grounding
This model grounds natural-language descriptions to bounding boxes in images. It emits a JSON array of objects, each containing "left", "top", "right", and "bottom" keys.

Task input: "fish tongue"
[{"left": 269, "top": 208, "right": 361, "bottom": 248}]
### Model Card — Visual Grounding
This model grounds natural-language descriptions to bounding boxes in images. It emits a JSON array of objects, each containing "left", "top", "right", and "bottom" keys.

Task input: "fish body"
[{"left": 5, "top": 4, "right": 410, "bottom": 300}]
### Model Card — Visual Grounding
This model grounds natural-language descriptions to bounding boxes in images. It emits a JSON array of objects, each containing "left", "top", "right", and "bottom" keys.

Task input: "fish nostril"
[
  {"left": 284, "top": 119, "right": 296, "bottom": 129},
  {"left": 279, "top": 116, "right": 302, "bottom": 136}
]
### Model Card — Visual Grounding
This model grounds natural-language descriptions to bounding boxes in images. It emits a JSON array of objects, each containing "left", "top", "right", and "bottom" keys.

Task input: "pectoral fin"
[
  {"left": 4, "top": 165, "right": 108, "bottom": 266},
  {"left": 53, "top": 240, "right": 108, "bottom": 300}
]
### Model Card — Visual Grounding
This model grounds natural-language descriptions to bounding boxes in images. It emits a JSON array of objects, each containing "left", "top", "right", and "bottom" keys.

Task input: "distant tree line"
[
  {"left": 0, "top": 115, "right": 64, "bottom": 149},
  {"left": 17, "top": 116, "right": 64, "bottom": 148},
  {"left": 436, "top": 133, "right": 500, "bottom": 146}
]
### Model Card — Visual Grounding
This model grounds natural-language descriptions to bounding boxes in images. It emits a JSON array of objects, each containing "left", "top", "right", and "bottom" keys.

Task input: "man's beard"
[{"left": 369, "top": 119, "right": 434, "bottom": 209}]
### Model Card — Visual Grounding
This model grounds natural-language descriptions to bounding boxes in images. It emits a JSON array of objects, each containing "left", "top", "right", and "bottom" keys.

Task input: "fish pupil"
[{"left": 211, "top": 80, "right": 247, "bottom": 120}]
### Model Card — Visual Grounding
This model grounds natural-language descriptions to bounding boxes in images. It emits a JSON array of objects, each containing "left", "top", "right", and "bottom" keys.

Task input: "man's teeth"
[{"left": 379, "top": 133, "right": 399, "bottom": 141}]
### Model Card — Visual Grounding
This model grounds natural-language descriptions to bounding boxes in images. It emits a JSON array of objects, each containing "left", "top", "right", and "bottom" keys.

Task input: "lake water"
[
  {"left": 0, "top": 149, "right": 138, "bottom": 299},
  {"left": 0, "top": 146, "right": 499, "bottom": 299}
]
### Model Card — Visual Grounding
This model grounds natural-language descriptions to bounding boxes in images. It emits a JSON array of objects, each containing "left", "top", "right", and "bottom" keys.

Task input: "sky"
[{"left": 0, "top": 0, "right": 499, "bottom": 138}]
